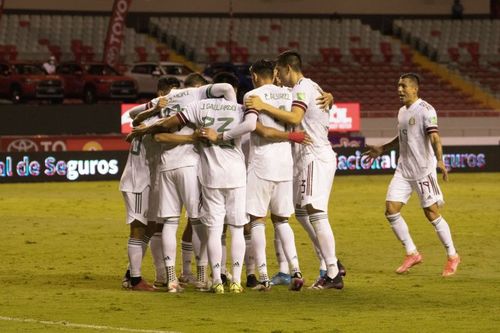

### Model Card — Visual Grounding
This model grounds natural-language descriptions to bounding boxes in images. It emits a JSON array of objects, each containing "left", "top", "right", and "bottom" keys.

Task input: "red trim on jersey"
[
  {"left": 244, "top": 108, "right": 259, "bottom": 117},
  {"left": 292, "top": 100, "right": 307, "bottom": 112},
  {"left": 426, "top": 126, "right": 439, "bottom": 133},
  {"left": 176, "top": 112, "right": 188, "bottom": 125}
]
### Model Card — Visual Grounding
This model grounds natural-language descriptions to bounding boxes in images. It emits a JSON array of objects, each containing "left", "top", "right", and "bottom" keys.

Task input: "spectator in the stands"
[
  {"left": 451, "top": 0, "right": 464, "bottom": 19},
  {"left": 43, "top": 56, "right": 57, "bottom": 74}
]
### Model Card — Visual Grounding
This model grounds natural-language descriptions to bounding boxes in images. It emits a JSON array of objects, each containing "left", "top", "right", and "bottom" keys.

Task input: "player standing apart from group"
[{"left": 364, "top": 73, "right": 460, "bottom": 276}]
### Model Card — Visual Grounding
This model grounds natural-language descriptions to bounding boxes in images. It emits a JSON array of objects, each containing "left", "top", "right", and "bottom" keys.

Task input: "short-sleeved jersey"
[
  {"left": 291, "top": 78, "right": 335, "bottom": 172},
  {"left": 396, "top": 98, "right": 438, "bottom": 180},
  {"left": 244, "top": 84, "right": 293, "bottom": 181},
  {"left": 119, "top": 114, "right": 162, "bottom": 192},
  {"left": 177, "top": 98, "right": 248, "bottom": 189},
  {"left": 148, "top": 86, "right": 218, "bottom": 172}
]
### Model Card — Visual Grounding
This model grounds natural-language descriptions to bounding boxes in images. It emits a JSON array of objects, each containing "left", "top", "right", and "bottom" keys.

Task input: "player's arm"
[
  {"left": 316, "top": 91, "right": 334, "bottom": 111},
  {"left": 132, "top": 106, "right": 161, "bottom": 127},
  {"left": 429, "top": 132, "right": 448, "bottom": 181},
  {"left": 204, "top": 83, "right": 237, "bottom": 102},
  {"left": 245, "top": 96, "right": 304, "bottom": 126},
  {"left": 153, "top": 132, "right": 197, "bottom": 144},
  {"left": 255, "top": 122, "right": 312, "bottom": 144},
  {"left": 363, "top": 136, "right": 399, "bottom": 160},
  {"left": 201, "top": 112, "right": 258, "bottom": 143},
  {"left": 126, "top": 114, "right": 183, "bottom": 142},
  {"left": 127, "top": 103, "right": 148, "bottom": 120}
]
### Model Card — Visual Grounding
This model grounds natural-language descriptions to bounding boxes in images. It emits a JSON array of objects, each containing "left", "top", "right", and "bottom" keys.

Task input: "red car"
[
  {"left": 0, "top": 61, "right": 64, "bottom": 103},
  {"left": 56, "top": 62, "right": 138, "bottom": 103}
]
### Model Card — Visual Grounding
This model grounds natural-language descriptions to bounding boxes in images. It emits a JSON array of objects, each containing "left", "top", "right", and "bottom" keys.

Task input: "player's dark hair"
[
  {"left": 250, "top": 59, "right": 275, "bottom": 79},
  {"left": 157, "top": 76, "right": 181, "bottom": 91},
  {"left": 400, "top": 73, "right": 421, "bottom": 87},
  {"left": 184, "top": 73, "right": 208, "bottom": 88},
  {"left": 276, "top": 50, "right": 302, "bottom": 72},
  {"left": 212, "top": 72, "right": 239, "bottom": 88}
]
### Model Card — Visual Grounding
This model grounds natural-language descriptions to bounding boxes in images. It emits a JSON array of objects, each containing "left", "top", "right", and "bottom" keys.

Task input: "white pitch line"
[{"left": 0, "top": 316, "right": 181, "bottom": 333}]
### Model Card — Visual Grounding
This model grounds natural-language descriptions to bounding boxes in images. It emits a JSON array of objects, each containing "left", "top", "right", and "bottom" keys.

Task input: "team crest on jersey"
[
  {"left": 296, "top": 92, "right": 306, "bottom": 101},
  {"left": 430, "top": 116, "right": 438, "bottom": 125},
  {"left": 409, "top": 117, "right": 416, "bottom": 125}
]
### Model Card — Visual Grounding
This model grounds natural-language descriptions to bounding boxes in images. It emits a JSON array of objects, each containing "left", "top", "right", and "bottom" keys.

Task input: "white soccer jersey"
[
  {"left": 291, "top": 78, "right": 335, "bottom": 172},
  {"left": 119, "top": 115, "right": 161, "bottom": 193},
  {"left": 244, "top": 84, "right": 293, "bottom": 181},
  {"left": 148, "top": 86, "right": 217, "bottom": 172},
  {"left": 178, "top": 98, "right": 249, "bottom": 189},
  {"left": 396, "top": 98, "right": 438, "bottom": 180}
]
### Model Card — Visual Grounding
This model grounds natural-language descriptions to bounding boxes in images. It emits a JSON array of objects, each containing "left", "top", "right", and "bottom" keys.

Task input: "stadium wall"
[{"left": 5, "top": 0, "right": 490, "bottom": 15}]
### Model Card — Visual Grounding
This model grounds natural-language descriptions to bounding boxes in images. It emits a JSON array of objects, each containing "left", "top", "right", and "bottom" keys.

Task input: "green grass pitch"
[{"left": 0, "top": 173, "right": 499, "bottom": 333}]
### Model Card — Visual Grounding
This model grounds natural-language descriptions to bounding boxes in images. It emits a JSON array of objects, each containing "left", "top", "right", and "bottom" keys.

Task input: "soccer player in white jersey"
[
  {"left": 244, "top": 59, "right": 307, "bottom": 291},
  {"left": 130, "top": 73, "right": 256, "bottom": 294},
  {"left": 246, "top": 51, "right": 344, "bottom": 289},
  {"left": 119, "top": 77, "right": 179, "bottom": 291},
  {"left": 364, "top": 73, "right": 460, "bottom": 277},
  {"left": 133, "top": 75, "right": 237, "bottom": 292}
]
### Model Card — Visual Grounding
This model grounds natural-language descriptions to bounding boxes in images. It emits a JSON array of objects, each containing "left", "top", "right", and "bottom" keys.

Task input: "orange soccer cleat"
[
  {"left": 442, "top": 254, "right": 461, "bottom": 277},
  {"left": 395, "top": 252, "right": 423, "bottom": 274}
]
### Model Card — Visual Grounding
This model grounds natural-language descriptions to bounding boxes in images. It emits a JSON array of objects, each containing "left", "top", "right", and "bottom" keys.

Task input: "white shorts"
[
  {"left": 158, "top": 166, "right": 201, "bottom": 219},
  {"left": 246, "top": 169, "right": 294, "bottom": 218},
  {"left": 200, "top": 186, "right": 247, "bottom": 227},
  {"left": 122, "top": 186, "right": 150, "bottom": 225},
  {"left": 293, "top": 159, "right": 336, "bottom": 212},
  {"left": 386, "top": 170, "right": 445, "bottom": 208}
]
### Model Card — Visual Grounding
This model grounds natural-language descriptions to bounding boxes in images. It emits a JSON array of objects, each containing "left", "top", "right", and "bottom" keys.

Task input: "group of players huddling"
[{"left": 119, "top": 50, "right": 460, "bottom": 294}]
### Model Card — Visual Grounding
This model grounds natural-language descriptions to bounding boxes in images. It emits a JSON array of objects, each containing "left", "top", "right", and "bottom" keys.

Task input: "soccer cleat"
[
  {"left": 311, "top": 272, "right": 344, "bottom": 290},
  {"left": 122, "top": 277, "right": 132, "bottom": 289},
  {"left": 167, "top": 280, "right": 184, "bottom": 293},
  {"left": 309, "top": 276, "right": 325, "bottom": 290},
  {"left": 396, "top": 252, "right": 423, "bottom": 274},
  {"left": 229, "top": 282, "right": 244, "bottom": 293},
  {"left": 221, "top": 272, "right": 232, "bottom": 286},
  {"left": 131, "top": 279, "right": 155, "bottom": 292},
  {"left": 442, "top": 254, "right": 461, "bottom": 277},
  {"left": 246, "top": 274, "right": 258, "bottom": 288},
  {"left": 289, "top": 272, "right": 304, "bottom": 291},
  {"left": 338, "top": 260, "right": 347, "bottom": 277},
  {"left": 252, "top": 280, "right": 271, "bottom": 292},
  {"left": 194, "top": 280, "right": 212, "bottom": 292},
  {"left": 152, "top": 281, "right": 169, "bottom": 292},
  {"left": 270, "top": 272, "right": 291, "bottom": 286},
  {"left": 211, "top": 283, "right": 225, "bottom": 294},
  {"left": 178, "top": 273, "right": 197, "bottom": 286}
]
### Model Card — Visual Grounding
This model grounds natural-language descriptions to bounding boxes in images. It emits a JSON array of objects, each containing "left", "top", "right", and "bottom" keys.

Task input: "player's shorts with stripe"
[
  {"left": 293, "top": 159, "right": 336, "bottom": 212},
  {"left": 200, "top": 186, "right": 247, "bottom": 227},
  {"left": 122, "top": 186, "right": 150, "bottom": 225},
  {"left": 246, "top": 168, "right": 294, "bottom": 218},
  {"left": 158, "top": 165, "right": 201, "bottom": 219},
  {"left": 386, "top": 170, "right": 444, "bottom": 208}
]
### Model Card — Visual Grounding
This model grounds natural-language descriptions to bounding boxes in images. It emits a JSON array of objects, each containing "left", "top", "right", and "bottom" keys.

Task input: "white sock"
[
  {"left": 221, "top": 231, "right": 227, "bottom": 275},
  {"left": 309, "top": 212, "right": 339, "bottom": 278},
  {"left": 207, "top": 225, "right": 224, "bottom": 284},
  {"left": 274, "top": 220, "right": 300, "bottom": 274},
  {"left": 295, "top": 208, "right": 326, "bottom": 270},
  {"left": 128, "top": 238, "right": 143, "bottom": 278},
  {"left": 150, "top": 232, "right": 166, "bottom": 283},
  {"left": 191, "top": 219, "right": 208, "bottom": 283},
  {"left": 386, "top": 213, "right": 417, "bottom": 255},
  {"left": 181, "top": 240, "right": 193, "bottom": 276},
  {"left": 191, "top": 219, "right": 202, "bottom": 265},
  {"left": 162, "top": 217, "right": 179, "bottom": 281},
  {"left": 251, "top": 220, "right": 268, "bottom": 282},
  {"left": 274, "top": 234, "right": 290, "bottom": 274},
  {"left": 244, "top": 233, "right": 256, "bottom": 275},
  {"left": 229, "top": 225, "right": 245, "bottom": 284},
  {"left": 430, "top": 216, "right": 457, "bottom": 257}
]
